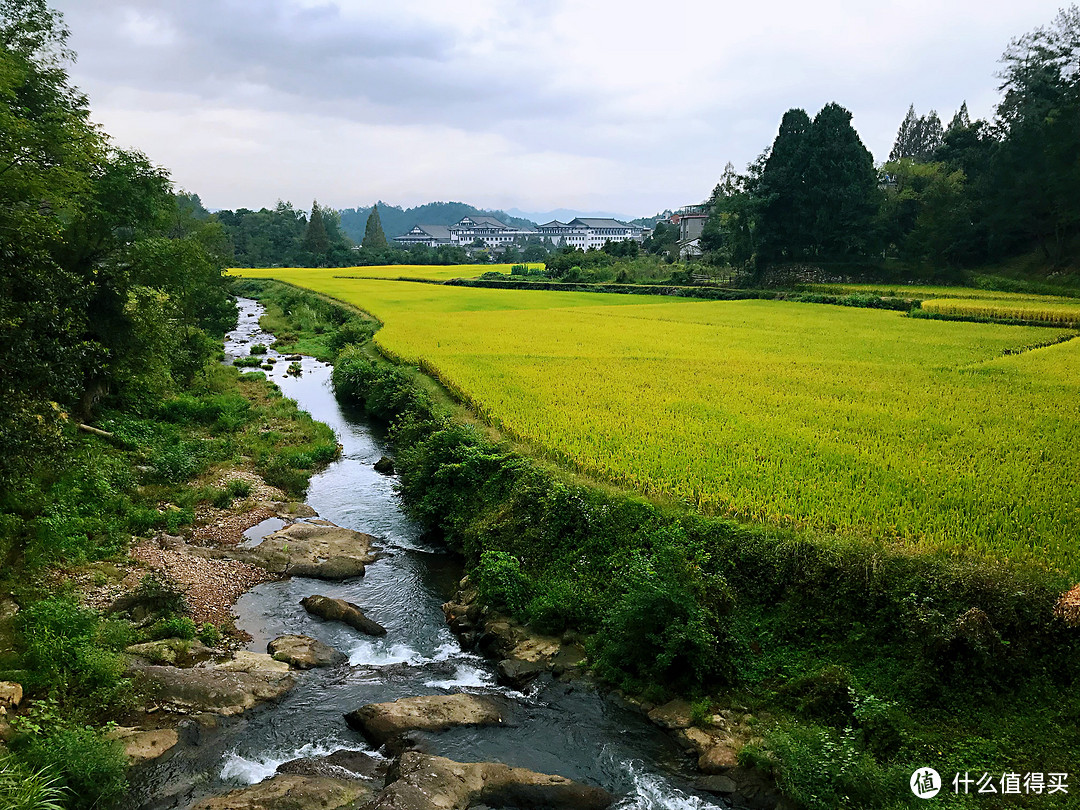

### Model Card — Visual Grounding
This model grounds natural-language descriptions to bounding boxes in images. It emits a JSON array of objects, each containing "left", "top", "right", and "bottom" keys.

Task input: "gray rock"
[
  {"left": 107, "top": 727, "right": 180, "bottom": 765},
  {"left": 277, "top": 749, "right": 383, "bottom": 781},
  {"left": 288, "top": 556, "right": 366, "bottom": 580},
  {"left": 697, "top": 774, "right": 737, "bottom": 795},
  {"left": 188, "top": 774, "right": 375, "bottom": 810},
  {"left": 370, "top": 752, "right": 613, "bottom": 809},
  {"left": 345, "top": 694, "right": 507, "bottom": 747},
  {"left": 497, "top": 657, "right": 548, "bottom": 690},
  {"left": 133, "top": 660, "right": 294, "bottom": 717},
  {"left": 301, "top": 595, "right": 386, "bottom": 636},
  {"left": 373, "top": 456, "right": 395, "bottom": 475},
  {"left": 268, "top": 635, "right": 347, "bottom": 669},
  {"left": 202, "top": 521, "right": 376, "bottom": 580}
]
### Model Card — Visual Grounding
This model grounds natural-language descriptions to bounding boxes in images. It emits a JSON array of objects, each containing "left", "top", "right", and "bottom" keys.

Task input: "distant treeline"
[
  {"left": 701, "top": 7, "right": 1080, "bottom": 281},
  {"left": 214, "top": 199, "right": 541, "bottom": 267}
]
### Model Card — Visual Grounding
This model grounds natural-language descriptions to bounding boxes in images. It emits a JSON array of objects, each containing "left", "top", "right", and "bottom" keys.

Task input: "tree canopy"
[
  {"left": 362, "top": 203, "right": 388, "bottom": 249},
  {"left": 0, "top": 0, "right": 233, "bottom": 484}
]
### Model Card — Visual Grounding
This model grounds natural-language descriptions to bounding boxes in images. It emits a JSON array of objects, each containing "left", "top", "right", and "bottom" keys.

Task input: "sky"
[{"left": 52, "top": 0, "right": 1066, "bottom": 219}]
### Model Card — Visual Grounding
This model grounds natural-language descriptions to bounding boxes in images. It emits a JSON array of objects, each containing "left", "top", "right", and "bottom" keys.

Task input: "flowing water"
[{"left": 125, "top": 297, "right": 728, "bottom": 809}]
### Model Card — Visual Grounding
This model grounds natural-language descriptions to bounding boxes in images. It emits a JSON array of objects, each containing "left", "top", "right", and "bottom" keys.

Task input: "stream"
[{"left": 125, "top": 297, "right": 728, "bottom": 809}]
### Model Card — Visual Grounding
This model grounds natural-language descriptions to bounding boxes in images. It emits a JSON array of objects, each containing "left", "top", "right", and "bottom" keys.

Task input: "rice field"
[
  {"left": 233, "top": 268, "right": 1080, "bottom": 575},
  {"left": 227, "top": 263, "right": 537, "bottom": 283},
  {"left": 807, "top": 283, "right": 1073, "bottom": 301},
  {"left": 921, "top": 297, "right": 1080, "bottom": 326}
]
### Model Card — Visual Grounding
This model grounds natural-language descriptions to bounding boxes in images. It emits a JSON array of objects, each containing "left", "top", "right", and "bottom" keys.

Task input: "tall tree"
[
  {"left": 947, "top": 101, "right": 971, "bottom": 132},
  {"left": 756, "top": 108, "right": 813, "bottom": 263},
  {"left": 303, "top": 199, "right": 330, "bottom": 257},
  {"left": 991, "top": 4, "right": 1080, "bottom": 263},
  {"left": 362, "top": 203, "right": 388, "bottom": 249},
  {"left": 917, "top": 110, "right": 944, "bottom": 160},
  {"left": 803, "top": 102, "right": 880, "bottom": 260},
  {"left": 889, "top": 104, "right": 920, "bottom": 161}
]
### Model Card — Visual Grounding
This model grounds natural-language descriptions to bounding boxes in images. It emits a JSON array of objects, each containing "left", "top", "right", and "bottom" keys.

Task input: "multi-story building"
[
  {"left": 535, "top": 217, "right": 644, "bottom": 250},
  {"left": 394, "top": 214, "right": 646, "bottom": 252},
  {"left": 447, "top": 215, "right": 536, "bottom": 248}
]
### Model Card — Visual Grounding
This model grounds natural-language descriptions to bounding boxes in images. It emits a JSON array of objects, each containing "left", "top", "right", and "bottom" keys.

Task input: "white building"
[
  {"left": 394, "top": 214, "right": 645, "bottom": 252},
  {"left": 394, "top": 224, "right": 452, "bottom": 248},
  {"left": 447, "top": 215, "right": 536, "bottom": 248},
  {"left": 536, "top": 217, "right": 644, "bottom": 250}
]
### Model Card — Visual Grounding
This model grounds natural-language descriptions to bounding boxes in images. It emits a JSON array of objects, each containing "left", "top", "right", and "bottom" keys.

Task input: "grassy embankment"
[
  {"left": 0, "top": 357, "right": 338, "bottom": 809},
  {"left": 234, "top": 272, "right": 1080, "bottom": 810}
]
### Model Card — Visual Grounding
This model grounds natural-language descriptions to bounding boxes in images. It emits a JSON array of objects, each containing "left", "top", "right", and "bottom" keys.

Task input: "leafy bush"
[
  {"left": 590, "top": 540, "right": 735, "bottom": 690},
  {"left": 475, "top": 551, "right": 532, "bottom": 616},
  {"left": 16, "top": 597, "right": 130, "bottom": 715},
  {"left": 526, "top": 577, "right": 588, "bottom": 635},
  {"left": 14, "top": 722, "right": 127, "bottom": 810},
  {"left": 147, "top": 615, "right": 196, "bottom": 641},
  {"left": 332, "top": 347, "right": 432, "bottom": 422},
  {"left": 765, "top": 725, "right": 910, "bottom": 810},
  {"left": 149, "top": 442, "right": 203, "bottom": 483},
  {"left": 130, "top": 572, "right": 188, "bottom": 618},
  {"left": 197, "top": 622, "right": 222, "bottom": 646},
  {"left": 328, "top": 319, "right": 375, "bottom": 354},
  {"left": 249, "top": 343, "right": 267, "bottom": 355}
]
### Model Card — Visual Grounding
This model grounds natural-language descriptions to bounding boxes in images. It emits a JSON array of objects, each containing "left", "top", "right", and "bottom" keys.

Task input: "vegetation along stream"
[{"left": 124, "top": 297, "right": 728, "bottom": 809}]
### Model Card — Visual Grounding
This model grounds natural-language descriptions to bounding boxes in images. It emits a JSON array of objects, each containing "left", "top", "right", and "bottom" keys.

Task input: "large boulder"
[
  {"left": 301, "top": 595, "right": 386, "bottom": 636},
  {"left": 268, "top": 635, "right": 347, "bottom": 669},
  {"left": 277, "top": 749, "right": 383, "bottom": 781},
  {"left": 497, "top": 657, "right": 548, "bottom": 690},
  {"left": 188, "top": 774, "right": 375, "bottom": 810},
  {"left": 370, "top": 752, "right": 613, "bottom": 810},
  {"left": 344, "top": 694, "right": 507, "bottom": 747},
  {"left": 229, "top": 522, "right": 378, "bottom": 580},
  {"left": 133, "top": 656, "right": 294, "bottom": 716},
  {"left": 107, "top": 726, "right": 180, "bottom": 765}
]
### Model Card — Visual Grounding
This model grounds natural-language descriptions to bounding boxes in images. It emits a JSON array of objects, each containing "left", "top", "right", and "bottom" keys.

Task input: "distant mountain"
[
  {"left": 338, "top": 201, "right": 537, "bottom": 242},
  {"left": 506, "top": 207, "right": 636, "bottom": 224}
]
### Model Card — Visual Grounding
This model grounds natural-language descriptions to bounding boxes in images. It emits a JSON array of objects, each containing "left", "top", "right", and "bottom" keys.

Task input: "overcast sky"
[{"left": 52, "top": 0, "right": 1065, "bottom": 218}]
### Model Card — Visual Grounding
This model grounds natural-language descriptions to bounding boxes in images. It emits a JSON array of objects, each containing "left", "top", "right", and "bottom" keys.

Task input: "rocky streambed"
[{"left": 121, "top": 298, "right": 760, "bottom": 809}]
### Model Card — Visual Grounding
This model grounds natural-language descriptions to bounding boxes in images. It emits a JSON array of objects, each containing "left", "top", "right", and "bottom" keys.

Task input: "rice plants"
[
  {"left": 920, "top": 297, "right": 1080, "bottom": 326},
  {"left": 231, "top": 269, "right": 1080, "bottom": 575}
]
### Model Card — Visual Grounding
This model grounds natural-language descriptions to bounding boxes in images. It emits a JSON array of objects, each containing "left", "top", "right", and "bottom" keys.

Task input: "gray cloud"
[{"left": 50, "top": 0, "right": 1069, "bottom": 214}]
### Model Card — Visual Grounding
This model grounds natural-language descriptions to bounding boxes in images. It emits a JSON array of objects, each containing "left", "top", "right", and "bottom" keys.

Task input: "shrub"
[
  {"left": 249, "top": 343, "right": 267, "bottom": 355},
  {"left": 150, "top": 442, "right": 203, "bottom": 483},
  {"left": 16, "top": 597, "right": 130, "bottom": 715},
  {"left": 590, "top": 539, "right": 735, "bottom": 690},
  {"left": 147, "top": 615, "right": 196, "bottom": 641},
  {"left": 15, "top": 723, "right": 127, "bottom": 810},
  {"left": 328, "top": 319, "right": 375, "bottom": 354},
  {"left": 765, "top": 725, "right": 908, "bottom": 810},
  {"left": 129, "top": 572, "right": 188, "bottom": 618},
  {"left": 526, "top": 578, "right": 587, "bottom": 635},
  {"left": 475, "top": 551, "right": 532, "bottom": 616},
  {"left": 197, "top": 622, "right": 222, "bottom": 646}
]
